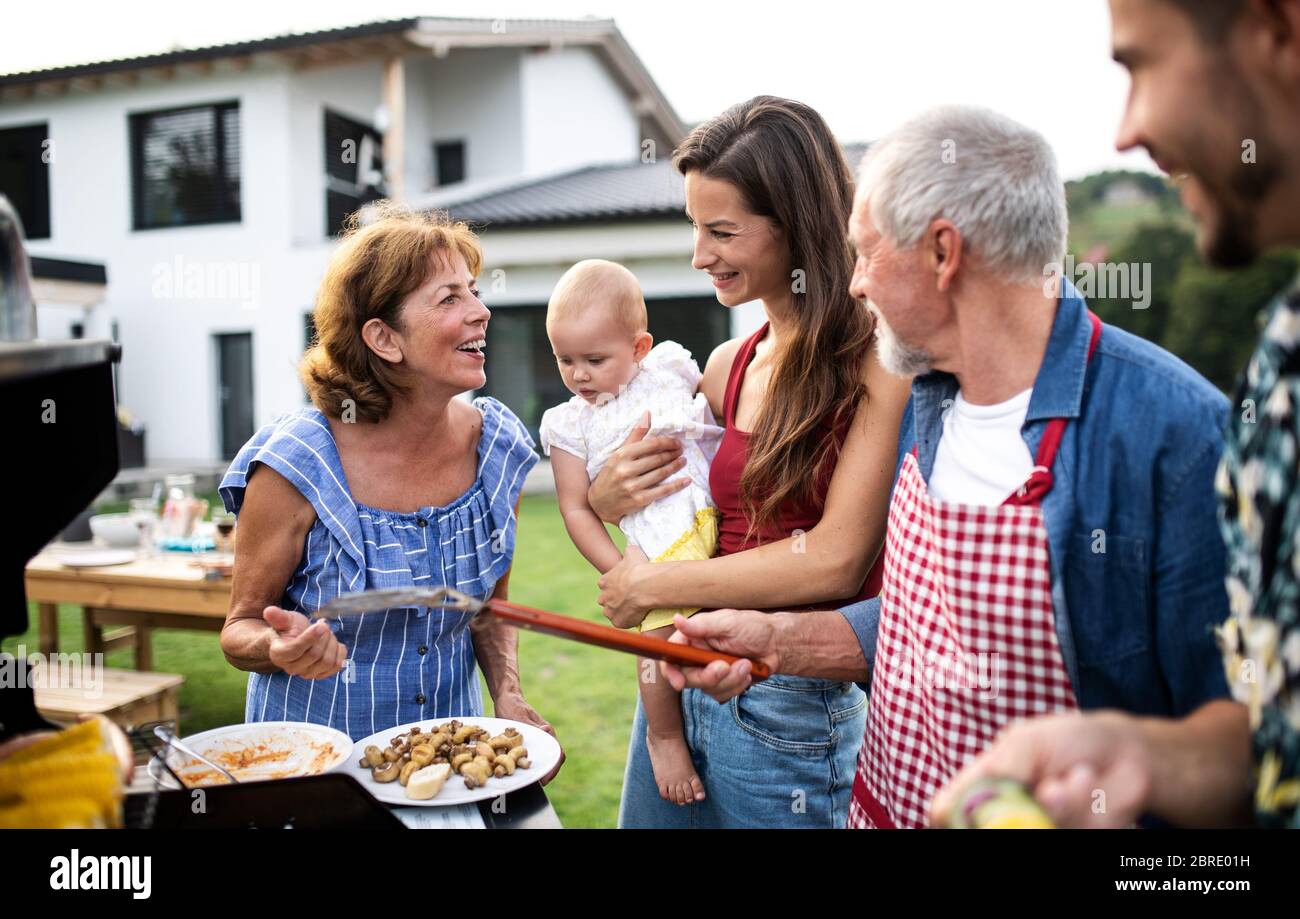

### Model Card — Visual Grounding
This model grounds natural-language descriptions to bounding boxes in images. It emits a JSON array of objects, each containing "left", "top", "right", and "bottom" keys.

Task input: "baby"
[{"left": 539, "top": 259, "right": 723, "bottom": 806}]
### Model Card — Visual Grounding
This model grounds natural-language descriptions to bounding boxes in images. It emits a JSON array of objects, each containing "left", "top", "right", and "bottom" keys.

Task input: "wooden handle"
[{"left": 484, "top": 599, "right": 772, "bottom": 681}]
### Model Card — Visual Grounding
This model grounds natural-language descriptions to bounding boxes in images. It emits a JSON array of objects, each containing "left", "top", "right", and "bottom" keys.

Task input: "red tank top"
[{"left": 708, "top": 323, "right": 883, "bottom": 607}]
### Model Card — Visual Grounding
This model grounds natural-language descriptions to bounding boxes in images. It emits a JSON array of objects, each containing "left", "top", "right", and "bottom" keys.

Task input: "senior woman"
[{"left": 218, "top": 205, "right": 558, "bottom": 772}]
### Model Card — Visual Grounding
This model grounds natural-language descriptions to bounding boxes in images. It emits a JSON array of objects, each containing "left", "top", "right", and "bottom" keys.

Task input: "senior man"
[
  {"left": 661, "top": 105, "right": 1233, "bottom": 828},
  {"left": 935, "top": 0, "right": 1300, "bottom": 830}
]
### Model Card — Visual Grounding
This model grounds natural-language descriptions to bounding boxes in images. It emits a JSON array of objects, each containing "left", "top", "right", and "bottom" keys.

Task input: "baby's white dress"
[{"left": 539, "top": 341, "right": 724, "bottom": 631}]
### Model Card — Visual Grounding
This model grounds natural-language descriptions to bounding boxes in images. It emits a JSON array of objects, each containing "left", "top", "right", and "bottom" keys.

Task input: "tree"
[
  {"left": 1163, "top": 251, "right": 1300, "bottom": 392},
  {"left": 1068, "top": 170, "right": 1300, "bottom": 393},
  {"left": 1087, "top": 222, "right": 1195, "bottom": 346}
]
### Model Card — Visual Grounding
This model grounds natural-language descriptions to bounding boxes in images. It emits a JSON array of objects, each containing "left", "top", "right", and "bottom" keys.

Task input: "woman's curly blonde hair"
[{"left": 300, "top": 202, "right": 483, "bottom": 422}]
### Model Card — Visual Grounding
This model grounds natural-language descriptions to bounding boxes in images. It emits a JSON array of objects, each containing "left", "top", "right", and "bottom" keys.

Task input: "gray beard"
[{"left": 874, "top": 315, "right": 933, "bottom": 378}]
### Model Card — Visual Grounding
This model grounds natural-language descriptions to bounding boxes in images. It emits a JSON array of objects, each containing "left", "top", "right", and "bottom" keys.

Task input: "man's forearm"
[
  {"left": 1144, "top": 699, "right": 1253, "bottom": 827},
  {"left": 770, "top": 610, "right": 870, "bottom": 683}
]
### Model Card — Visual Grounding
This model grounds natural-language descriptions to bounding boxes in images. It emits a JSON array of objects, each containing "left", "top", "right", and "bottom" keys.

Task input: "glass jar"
[
  {"left": 128, "top": 497, "right": 160, "bottom": 555},
  {"left": 161, "top": 474, "right": 199, "bottom": 540}
]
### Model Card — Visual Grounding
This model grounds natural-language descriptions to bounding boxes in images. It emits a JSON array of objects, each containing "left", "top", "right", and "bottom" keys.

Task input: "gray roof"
[
  {"left": 445, "top": 142, "right": 870, "bottom": 229},
  {"left": 448, "top": 159, "right": 685, "bottom": 228},
  {"left": 0, "top": 18, "right": 423, "bottom": 86},
  {"left": 2, "top": 16, "right": 688, "bottom": 159}
]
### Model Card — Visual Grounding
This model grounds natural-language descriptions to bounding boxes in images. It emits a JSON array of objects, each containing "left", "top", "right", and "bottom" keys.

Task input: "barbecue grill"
[{"left": 0, "top": 193, "right": 120, "bottom": 744}]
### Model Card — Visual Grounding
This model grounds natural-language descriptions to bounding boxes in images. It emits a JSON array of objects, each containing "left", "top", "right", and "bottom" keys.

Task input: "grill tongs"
[{"left": 314, "top": 587, "right": 772, "bottom": 681}]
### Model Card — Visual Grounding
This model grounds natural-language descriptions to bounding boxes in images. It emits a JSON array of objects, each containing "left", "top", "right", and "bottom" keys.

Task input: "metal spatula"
[
  {"left": 315, "top": 586, "right": 481, "bottom": 620},
  {"left": 153, "top": 724, "right": 240, "bottom": 786},
  {"left": 313, "top": 586, "right": 772, "bottom": 681}
]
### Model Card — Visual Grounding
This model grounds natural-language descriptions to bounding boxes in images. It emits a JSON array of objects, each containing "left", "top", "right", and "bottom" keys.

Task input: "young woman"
[{"left": 590, "top": 96, "right": 911, "bottom": 828}]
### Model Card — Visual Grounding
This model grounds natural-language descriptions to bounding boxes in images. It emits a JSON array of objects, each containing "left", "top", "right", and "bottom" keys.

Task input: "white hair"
[{"left": 856, "top": 106, "right": 1068, "bottom": 285}]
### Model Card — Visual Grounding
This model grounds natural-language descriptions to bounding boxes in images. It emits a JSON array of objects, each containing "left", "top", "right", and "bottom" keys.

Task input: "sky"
[{"left": 2, "top": 0, "right": 1149, "bottom": 181}]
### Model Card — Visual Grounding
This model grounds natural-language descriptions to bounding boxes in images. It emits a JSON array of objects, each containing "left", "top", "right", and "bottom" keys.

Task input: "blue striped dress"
[{"left": 218, "top": 397, "right": 538, "bottom": 741}]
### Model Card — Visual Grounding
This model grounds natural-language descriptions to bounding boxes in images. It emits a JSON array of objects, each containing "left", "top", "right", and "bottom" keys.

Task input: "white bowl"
[
  {"left": 89, "top": 513, "right": 141, "bottom": 548},
  {"left": 146, "top": 722, "right": 354, "bottom": 789}
]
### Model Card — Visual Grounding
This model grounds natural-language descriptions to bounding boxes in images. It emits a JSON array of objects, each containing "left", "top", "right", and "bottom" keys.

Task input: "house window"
[
  {"left": 130, "top": 101, "right": 241, "bottom": 230},
  {"left": 324, "top": 109, "right": 384, "bottom": 236},
  {"left": 0, "top": 123, "right": 51, "bottom": 239},
  {"left": 434, "top": 140, "right": 466, "bottom": 186}
]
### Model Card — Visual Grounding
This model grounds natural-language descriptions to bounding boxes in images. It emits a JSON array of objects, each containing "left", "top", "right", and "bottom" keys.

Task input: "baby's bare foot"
[{"left": 646, "top": 730, "right": 706, "bottom": 805}]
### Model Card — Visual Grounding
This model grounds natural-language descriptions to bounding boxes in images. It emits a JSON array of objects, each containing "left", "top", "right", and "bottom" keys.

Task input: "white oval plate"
[
  {"left": 55, "top": 549, "right": 138, "bottom": 568},
  {"left": 348, "top": 716, "right": 561, "bottom": 807},
  {"left": 147, "top": 721, "right": 353, "bottom": 789}
]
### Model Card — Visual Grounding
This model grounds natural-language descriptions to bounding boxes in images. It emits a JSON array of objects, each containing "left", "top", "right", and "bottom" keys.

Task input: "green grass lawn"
[
  {"left": 4, "top": 495, "right": 636, "bottom": 828},
  {"left": 1067, "top": 200, "right": 1194, "bottom": 258}
]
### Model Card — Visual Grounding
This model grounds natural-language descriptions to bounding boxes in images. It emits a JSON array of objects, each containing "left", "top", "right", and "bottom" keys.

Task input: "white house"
[{"left": 0, "top": 16, "right": 761, "bottom": 463}]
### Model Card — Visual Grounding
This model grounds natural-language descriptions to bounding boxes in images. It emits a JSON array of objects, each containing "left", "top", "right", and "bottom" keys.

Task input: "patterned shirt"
[
  {"left": 219, "top": 397, "right": 537, "bottom": 741},
  {"left": 1217, "top": 275, "right": 1300, "bottom": 827}
]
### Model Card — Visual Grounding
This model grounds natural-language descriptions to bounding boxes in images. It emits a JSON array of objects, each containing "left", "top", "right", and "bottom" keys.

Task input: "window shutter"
[
  {"left": 323, "top": 109, "right": 385, "bottom": 236},
  {"left": 434, "top": 140, "right": 466, "bottom": 186},
  {"left": 130, "top": 101, "right": 241, "bottom": 230},
  {"left": 0, "top": 123, "right": 52, "bottom": 240}
]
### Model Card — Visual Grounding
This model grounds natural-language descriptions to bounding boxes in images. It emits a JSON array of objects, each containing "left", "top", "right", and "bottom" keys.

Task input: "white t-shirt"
[{"left": 927, "top": 388, "right": 1035, "bottom": 506}]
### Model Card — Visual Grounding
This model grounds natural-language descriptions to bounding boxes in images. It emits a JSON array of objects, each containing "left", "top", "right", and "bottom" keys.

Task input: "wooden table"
[{"left": 25, "top": 549, "right": 232, "bottom": 671}]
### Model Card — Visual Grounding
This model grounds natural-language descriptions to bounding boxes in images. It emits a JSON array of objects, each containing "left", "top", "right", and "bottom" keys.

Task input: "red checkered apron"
[{"left": 846, "top": 312, "right": 1102, "bottom": 829}]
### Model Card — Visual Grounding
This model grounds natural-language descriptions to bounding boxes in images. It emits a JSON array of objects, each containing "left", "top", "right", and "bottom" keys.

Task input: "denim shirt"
[{"left": 839, "top": 280, "right": 1231, "bottom": 716}]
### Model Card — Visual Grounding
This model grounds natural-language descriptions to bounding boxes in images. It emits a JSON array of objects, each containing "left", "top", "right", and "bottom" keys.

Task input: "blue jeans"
[{"left": 617, "top": 673, "right": 867, "bottom": 828}]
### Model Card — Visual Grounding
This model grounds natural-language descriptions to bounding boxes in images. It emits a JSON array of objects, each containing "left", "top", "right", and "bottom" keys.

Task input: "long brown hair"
[{"left": 674, "top": 96, "right": 874, "bottom": 537}]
